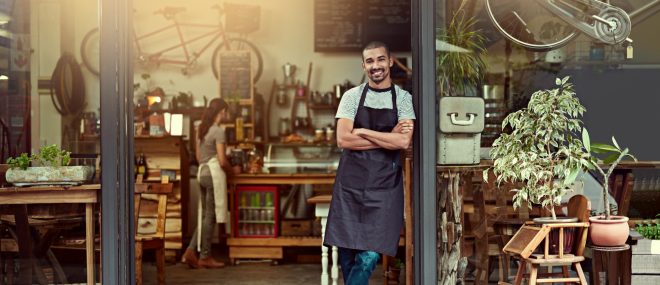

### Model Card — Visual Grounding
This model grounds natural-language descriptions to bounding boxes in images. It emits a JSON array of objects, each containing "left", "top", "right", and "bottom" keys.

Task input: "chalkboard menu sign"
[
  {"left": 314, "top": 0, "right": 411, "bottom": 52},
  {"left": 218, "top": 51, "right": 252, "bottom": 101}
]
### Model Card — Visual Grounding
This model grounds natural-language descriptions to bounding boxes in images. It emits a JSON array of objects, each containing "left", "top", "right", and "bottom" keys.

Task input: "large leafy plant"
[
  {"left": 581, "top": 129, "right": 637, "bottom": 220},
  {"left": 437, "top": 1, "right": 487, "bottom": 96},
  {"left": 486, "top": 77, "right": 590, "bottom": 219}
]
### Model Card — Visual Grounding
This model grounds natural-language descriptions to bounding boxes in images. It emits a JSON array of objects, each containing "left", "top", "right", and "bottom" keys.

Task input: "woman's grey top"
[{"left": 198, "top": 125, "right": 225, "bottom": 178}]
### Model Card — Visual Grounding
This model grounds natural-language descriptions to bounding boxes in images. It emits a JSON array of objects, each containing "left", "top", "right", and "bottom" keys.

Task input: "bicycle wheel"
[
  {"left": 485, "top": 0, "right": 578, "bottom": 52},
  {"left": 80, "top": 28, "right": 100, "bottom": 76},
  {"left": 211, "top": 38, "right": 263, "bottom": 84}
]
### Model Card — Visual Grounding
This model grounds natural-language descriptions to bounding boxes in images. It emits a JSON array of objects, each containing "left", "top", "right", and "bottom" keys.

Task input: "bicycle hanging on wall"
[
  {"left": 80, "top": 2, "right": 263, "bottom": 84},
  {"left": 485, "top": 0, "right": 660, "bottom": 53}
]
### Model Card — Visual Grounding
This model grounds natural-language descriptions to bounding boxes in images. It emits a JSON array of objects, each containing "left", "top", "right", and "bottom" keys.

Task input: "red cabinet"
[{"left": 234, "top": 185, "right": 278, "bottom": 238}]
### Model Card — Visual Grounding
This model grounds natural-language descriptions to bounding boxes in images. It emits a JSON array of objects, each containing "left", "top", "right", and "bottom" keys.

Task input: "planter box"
[
  {"left": 632, "top": 239, "right": 660, "bottom": 255},
  {"left": 631, "top": 254, "right": 660, "bottom": 274},
  {"left": 632, "top": 238, "right": 660, "bottom": 276},
  {"left": 5, "top": 166, "right": 94, "bottom": 186},
  {"left": 631, "top": 275, "right": 660, "bottom": 285}
]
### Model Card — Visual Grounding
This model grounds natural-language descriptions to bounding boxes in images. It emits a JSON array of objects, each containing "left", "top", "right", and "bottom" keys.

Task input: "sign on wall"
[
  {"left": 314, "top": 0, "right": 411, "bottom": 52},
  {"left": 218, "top": 51, "right": 252, "bottom": 101}
]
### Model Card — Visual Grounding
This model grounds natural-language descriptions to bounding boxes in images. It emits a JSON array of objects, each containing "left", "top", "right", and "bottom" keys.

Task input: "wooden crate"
[
  {"left": 281, "top": 219, "right": 312, "bottom": 236},
  {"left": 229, "top": 246, "right": 283, "bottom": 260}
]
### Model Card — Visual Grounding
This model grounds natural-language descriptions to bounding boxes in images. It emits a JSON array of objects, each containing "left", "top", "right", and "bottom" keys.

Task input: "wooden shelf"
[
  {"left": 228, "top": 236, "right": 321, "bottom": 247},
  {"left": 220, "top": 123, "right": 254, "bottom": 128}
]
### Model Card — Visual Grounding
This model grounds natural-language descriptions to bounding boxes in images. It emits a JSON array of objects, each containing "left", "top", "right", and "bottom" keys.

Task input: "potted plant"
[
  {"left": 486, "top": 77, "right": 591, "bottom": 221},
  {"left": 5, "top": 144, "right": 93, "bottom": 186},
  {"left": 437, "top": 1, "right": 487, "bottom": 97},
  {"left": 581, "top": 129, "right": 637, "bottom": 246},
  {"left": 385, "top": 258, "right": 403, "bottom": 284}
]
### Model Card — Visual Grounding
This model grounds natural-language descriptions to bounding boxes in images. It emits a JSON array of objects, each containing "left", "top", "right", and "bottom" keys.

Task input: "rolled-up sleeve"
[
  {"left": 335, "top": 88, "right": 359, "bottom": 120},
  {"left": 397, "top": 90, "right": 416, "bottom": 120}
]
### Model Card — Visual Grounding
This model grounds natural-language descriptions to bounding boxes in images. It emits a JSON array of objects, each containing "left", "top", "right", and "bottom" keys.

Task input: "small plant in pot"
[
  {"left": 486, "top": 76, "right": 591, "bottom": 222},
  {"left": 581, "top": 129, "right": 637, "bottom": 246},
  {"left": 5, "top": 144, "right": 93, "bottom": 185},
  {"left": 385, "top": 258, "right": 403, "bottom": 283}
]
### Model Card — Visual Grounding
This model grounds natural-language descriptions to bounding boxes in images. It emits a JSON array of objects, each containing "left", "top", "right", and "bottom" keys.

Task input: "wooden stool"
[{"left": 587, "top": 244, "right": 631, "bottom": 285}]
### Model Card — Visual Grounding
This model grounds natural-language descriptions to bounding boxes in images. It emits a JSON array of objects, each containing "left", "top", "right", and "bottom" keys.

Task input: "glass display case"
[
  {"left": 234, "top": 185, "right": 279, "bottom": 238},
  {"left": 263, "top": 142, "right": 341, "bottom": 174}
]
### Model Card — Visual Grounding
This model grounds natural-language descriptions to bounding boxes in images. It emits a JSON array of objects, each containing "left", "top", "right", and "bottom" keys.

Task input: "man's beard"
[{"left": 368, "top": 68, "right": 387, "bottom": 83}]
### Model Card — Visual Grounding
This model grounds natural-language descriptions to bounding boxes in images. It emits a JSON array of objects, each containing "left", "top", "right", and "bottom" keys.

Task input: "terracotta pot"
[{"left": 589, "top": 215, "right": 629, "bottom": 246}]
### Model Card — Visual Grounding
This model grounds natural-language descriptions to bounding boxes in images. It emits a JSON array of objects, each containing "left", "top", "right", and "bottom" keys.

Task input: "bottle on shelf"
[
  {"left": 236, "top": 117, "right": 244, "bottom": 141},
  {"left": 136, "top": 153, "right": 147, "bottom": 179}
]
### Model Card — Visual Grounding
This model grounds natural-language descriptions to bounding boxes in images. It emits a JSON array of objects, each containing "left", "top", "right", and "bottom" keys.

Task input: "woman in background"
[{"left": 181, "top": 98, "right": 231, "bottom": 269}]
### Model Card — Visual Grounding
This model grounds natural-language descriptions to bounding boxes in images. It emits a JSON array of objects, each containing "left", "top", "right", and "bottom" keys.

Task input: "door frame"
[
  {"left": 411, "top": 0, "right": 439, "bottom": 284},
  {"left": 100, "top": 0, "right": 441, "bottom": 283},
  {"left": 100, "top": 0, "right": 136, "bottom": 283}
]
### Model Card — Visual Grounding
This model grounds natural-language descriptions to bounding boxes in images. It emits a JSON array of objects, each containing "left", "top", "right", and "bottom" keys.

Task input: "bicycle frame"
[
  {"left": 133, "top": 19, "right": 227, "bottom": 67},
  {"left": 486, "top": 0, "right": 660, "bottom": 51}
]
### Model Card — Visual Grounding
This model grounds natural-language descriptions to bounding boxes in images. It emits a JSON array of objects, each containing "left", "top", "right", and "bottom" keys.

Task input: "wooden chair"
[
  {"left": 501, "top": 195, "right": 591, "bottom": 285},
  {"left": 0, "top": 207, "right": 84, "bottom": 284},
  {"left": 135, "top": 179, "right": 172, "bottom": 285}
]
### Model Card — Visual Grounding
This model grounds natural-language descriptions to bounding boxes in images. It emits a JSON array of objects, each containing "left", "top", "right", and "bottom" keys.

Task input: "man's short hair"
[{"left": 362, "top": 41, "right": 391, "bottom": 59}]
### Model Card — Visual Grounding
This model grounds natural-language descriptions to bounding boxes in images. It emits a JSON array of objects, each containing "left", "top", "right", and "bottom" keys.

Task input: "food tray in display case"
[{"left": 263, "top": 142, "right": 341, "bottom": 174}]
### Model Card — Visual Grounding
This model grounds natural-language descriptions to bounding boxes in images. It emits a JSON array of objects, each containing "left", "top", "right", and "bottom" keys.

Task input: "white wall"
[
  {"left": 127, "top": 0, "right": 371, "bottom": 104},
  {"left": 32, "top": 0, "right": 414, "bottom": 149},
  {"left": 30, "top": 0, "right": 62, "bottom": 149}
]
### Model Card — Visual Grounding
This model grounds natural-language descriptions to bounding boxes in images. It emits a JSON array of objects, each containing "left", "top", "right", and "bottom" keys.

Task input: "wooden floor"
[{"left": 141, "top": 262, "right": 394, "bottom": 285}]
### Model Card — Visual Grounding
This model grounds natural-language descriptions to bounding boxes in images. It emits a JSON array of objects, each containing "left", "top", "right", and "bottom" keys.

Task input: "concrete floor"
[{"left": 142, "top": 262, "right": 396, "bottom": 285}]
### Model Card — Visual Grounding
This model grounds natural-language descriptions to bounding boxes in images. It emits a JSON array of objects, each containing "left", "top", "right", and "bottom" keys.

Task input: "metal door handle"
[{"left": 448, "top": 113, "right": 476, "bottom": 126}]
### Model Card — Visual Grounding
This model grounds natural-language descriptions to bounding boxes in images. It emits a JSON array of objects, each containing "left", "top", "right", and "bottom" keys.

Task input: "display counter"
[{"left": 226, "top": 172, "right": 335, "bottom": 264}]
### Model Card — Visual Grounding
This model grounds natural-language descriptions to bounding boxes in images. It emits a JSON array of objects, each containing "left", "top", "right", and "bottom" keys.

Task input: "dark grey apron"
[{"left": 324, "top": 84, "right": 403, "bottom": 256}]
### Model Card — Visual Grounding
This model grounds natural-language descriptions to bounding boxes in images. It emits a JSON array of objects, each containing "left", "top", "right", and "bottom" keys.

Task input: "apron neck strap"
[{"left": 358, "top": 84, "right": 398, "bottom": 109}]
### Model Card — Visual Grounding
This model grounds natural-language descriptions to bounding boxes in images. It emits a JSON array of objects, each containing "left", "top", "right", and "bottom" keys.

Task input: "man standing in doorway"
[{"left": 324, "top": 41, "right": 415, "bottom": 284}]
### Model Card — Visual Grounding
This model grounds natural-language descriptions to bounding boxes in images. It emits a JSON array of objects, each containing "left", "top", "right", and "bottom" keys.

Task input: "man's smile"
[{"left": 370, "top": 68, "right": 384, "bottom": 77}]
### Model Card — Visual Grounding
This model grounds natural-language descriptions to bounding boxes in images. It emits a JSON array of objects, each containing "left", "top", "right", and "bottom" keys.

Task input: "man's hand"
[
  {"left": 352, "top": 128, "right": 366, "bottom": 137},
  {"left": 392, "top": 119, "right": 414, "bottom": 134}
]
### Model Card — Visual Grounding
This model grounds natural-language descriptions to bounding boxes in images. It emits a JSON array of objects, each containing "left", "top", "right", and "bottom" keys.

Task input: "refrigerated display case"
[{"left": 234, "top": 185, "right": 279, "bottom": 238}]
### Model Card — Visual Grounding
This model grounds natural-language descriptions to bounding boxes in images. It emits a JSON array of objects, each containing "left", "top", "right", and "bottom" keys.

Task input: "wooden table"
[
  {"left": 226, "top": 173, "right": 335, "bottom": 264},
  {"left": 0, "top": 184, "right": 100, "bottom": 285},
  {"left": 307, "top": 195, "right": 337, "bottom": 285}
]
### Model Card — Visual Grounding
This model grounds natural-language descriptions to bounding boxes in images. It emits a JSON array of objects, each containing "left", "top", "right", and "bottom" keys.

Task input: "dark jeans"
[
  {"left": 187, "top": 174, "right": 215, "bottom": 259},
  {"left": 338, "top": 247, "right": 380, "bottom": 285}
]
